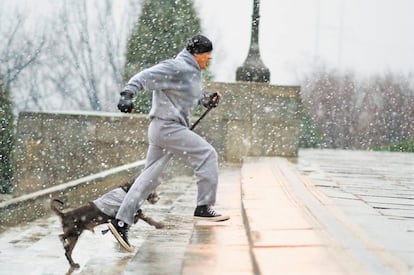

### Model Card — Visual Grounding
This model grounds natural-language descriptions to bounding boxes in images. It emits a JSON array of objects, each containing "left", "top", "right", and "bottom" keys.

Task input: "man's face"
[{"left": 194, "top": 52, "right": 212, "bottom": 70}]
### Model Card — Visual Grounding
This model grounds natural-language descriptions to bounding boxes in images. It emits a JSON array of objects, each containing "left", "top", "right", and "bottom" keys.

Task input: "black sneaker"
[
  {"left": 194, "top": 205, "right": 230, "bottom": 222},
  {"left": 107, "top": 219, "right": 133, "bottom": 252}
]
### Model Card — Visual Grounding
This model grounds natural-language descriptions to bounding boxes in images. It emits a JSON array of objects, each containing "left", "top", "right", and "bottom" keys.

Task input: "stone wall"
[
  {"left": 13, "top": 111, "right": 149, "bottom": 196},
  {"left": 202, "top": 82, "right": 301, "bottom": 162},
  {"left": 13, "top": 82, "right": 301, "bottom": 196}
]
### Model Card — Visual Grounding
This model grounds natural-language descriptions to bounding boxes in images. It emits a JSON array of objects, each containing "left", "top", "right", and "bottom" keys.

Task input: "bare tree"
[
  {"left": 301, "top": 66, "right": 356, "bottom": 148},
  {"left": 357, "top": 73, "right": 414, "bottom": 148},
  {"left": 4, "top": 0, "right": 137, "bottom": 113},
  {"left": 0, "top": 10, "right": 46, "bottom": 98},
  {"left": 41, "top": 0, "right": 135, "bottom": 111},
  {"left": 301, "top": 65, "right": 414, "bottom": 149}
]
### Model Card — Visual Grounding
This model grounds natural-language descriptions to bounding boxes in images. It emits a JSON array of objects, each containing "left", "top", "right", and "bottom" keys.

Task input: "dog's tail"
[{"left": 50, "top": 199, "right": 65, "bottom": 218}]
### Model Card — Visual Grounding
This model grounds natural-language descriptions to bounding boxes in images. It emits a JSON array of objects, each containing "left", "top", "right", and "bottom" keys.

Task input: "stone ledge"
[{"left": 0, "top": 160, "right": 146, "bottom": 231}]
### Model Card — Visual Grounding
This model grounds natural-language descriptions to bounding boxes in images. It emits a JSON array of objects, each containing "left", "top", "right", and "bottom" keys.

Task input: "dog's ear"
[
  {"left": 120, "top": 178, "right": 136, "bottom": 192},
  {"left": 53, "top": 199, "right": 65, "bottom": 205},
  {"left": 50, "top": 199, "right": 65, "bottom": 211},
  {"left": 146, "top": 192, "right": 160, "bottom": 204}
]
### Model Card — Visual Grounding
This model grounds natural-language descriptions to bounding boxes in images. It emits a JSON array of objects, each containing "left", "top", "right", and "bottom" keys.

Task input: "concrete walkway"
[{"left": 0, "top": 149, "right": 412, "bottom": 274}]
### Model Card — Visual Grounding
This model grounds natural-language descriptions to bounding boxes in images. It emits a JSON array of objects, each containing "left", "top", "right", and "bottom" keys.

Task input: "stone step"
[
  {"left": 240, "top": 157, "right": 369, "bottom": 275},
  {"left": 124, "top": 164, "right": 254, "bottom": 275}
]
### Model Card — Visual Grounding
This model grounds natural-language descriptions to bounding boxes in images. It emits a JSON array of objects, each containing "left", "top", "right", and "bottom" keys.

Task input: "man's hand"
[
  {"left": 201, "top": 91, "right": 222, "bottom": 108},
  {"left": 117, "top": 91, "right": 134, "bottom": 113}
]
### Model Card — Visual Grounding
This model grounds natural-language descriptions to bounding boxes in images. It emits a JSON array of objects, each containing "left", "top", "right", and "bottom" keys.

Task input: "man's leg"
[
  {"left": 150, "top": 121, "right": 218, "bottom": 206},
  {"left": 152, "top": 121, "right": 229, "bottom": 221},
  {"left": 108, "top": 144, "right": 172, "bottom": 251},
  {"left": 116, "top": 145, "right": 172, "bottom": 225}
]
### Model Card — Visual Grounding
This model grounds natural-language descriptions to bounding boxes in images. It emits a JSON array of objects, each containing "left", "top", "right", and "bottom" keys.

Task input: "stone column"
[{"left": 236, "top": 0, "right": 270, "bottom": 82}]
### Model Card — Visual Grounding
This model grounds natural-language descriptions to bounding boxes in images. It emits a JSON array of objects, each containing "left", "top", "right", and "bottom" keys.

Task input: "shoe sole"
[
  {"left": 194, "top": 215, "right": 230, "bottom": 222},
  {"left": 107, "top": 223, "right": 134, "bottom": 253}
]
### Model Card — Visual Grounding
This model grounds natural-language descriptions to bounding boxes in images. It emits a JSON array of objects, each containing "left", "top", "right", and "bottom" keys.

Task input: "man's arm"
[{"left": 117, "top": 61, "right": 178, "bottom": 113}]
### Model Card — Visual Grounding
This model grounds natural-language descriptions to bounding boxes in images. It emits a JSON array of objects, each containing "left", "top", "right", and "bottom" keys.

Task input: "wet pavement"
[
  {"left": 0, "top": 149, "right": 413, "bottom": 275},
  {"left": 297, "top": 149, "right": 414, "bottom": 274}
]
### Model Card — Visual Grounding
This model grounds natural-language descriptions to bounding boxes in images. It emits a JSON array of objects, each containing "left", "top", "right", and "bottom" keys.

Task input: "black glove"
[
  {"left": 200, "top": 92, "right": 220, "bottom": 108},
  {"left": 117, "top": 90, "right": 134, "bottom": 113}
]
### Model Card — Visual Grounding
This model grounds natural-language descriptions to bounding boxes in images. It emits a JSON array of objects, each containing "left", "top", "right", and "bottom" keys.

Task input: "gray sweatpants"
[
  {"left": 93, "top": 187, "right": 127, "bottom": 217},
  {"left": 116, "top": 118, "right": 219, "bottom": 225}
]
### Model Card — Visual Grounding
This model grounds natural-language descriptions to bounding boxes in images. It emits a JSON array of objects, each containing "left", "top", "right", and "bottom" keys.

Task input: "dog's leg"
[
  {"left": 136, "top": 212, "right": 164, "bottom": 229},
  {"left": 64, "top": 235, "right": 80, "bottom": 269},
  {"left": 59, "top": 234, "right": 66, "bottom": 246}
]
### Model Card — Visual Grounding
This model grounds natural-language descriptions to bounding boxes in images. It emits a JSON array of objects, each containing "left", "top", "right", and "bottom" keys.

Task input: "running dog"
[{"left": 51, "top": 180, "right": 164, "bottom": 268}]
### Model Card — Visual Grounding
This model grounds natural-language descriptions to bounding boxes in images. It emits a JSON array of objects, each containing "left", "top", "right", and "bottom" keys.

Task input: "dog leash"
[{"left": 190, "top": 105, "right": 214, "bottom": 130}]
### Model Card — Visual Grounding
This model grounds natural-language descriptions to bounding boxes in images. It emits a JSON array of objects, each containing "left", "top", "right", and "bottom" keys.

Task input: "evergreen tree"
[
  {"left": 0, "top": 76, "right": 15, "bottom": 194},
  {"left": 124, "top": 0, "right": 203, "bottom": 113},
  {"left": 299, "top": 105, "right": 322, "bottom": 148}
]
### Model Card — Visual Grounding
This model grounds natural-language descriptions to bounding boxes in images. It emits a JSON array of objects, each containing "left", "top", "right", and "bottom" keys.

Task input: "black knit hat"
[{"left": 186, "top": 35, "right": 213, "bottom": 54}]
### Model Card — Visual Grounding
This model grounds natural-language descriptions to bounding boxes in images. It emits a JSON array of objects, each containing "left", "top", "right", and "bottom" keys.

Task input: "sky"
[
  {"left": 194, "top": 0, "right": 414, "bottom": 85},
  {"left": 3, "top": 0, "right": 414, "bottom": 86}
]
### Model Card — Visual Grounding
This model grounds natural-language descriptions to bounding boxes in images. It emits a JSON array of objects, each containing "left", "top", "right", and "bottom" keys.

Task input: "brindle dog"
[{"left": 51, "top": 180, "right": 163, "bottom": 268}]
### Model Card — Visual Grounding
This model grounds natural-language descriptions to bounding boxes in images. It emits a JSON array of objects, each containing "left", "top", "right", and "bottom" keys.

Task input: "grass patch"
[{"left": 373, "top": 140, "right": 414, "bottom": 152}]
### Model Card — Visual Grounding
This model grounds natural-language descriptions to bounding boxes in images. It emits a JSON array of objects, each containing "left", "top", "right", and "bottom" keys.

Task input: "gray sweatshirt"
[{"left": 123, "top": 49, "right": 203, "bottom": 127}]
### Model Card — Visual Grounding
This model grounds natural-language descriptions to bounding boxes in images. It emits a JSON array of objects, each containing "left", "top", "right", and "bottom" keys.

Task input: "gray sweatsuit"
[{"left": 94, "top": 49, "right": 218, "bottom": 225}]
